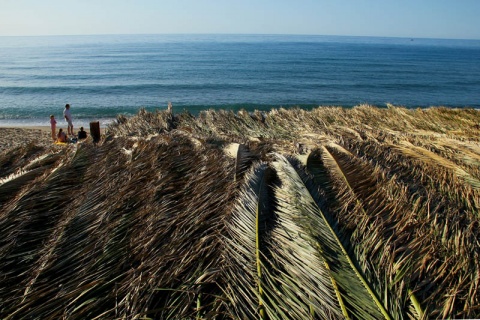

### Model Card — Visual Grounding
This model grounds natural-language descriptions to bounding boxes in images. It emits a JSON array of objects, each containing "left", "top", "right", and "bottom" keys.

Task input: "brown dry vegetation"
[{"left": 0, "top": 105, "right": 479, "bottom": 319}]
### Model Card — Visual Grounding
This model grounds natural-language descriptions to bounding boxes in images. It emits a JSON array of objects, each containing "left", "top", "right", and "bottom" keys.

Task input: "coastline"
[{"left": 0, "top": 119, "right": 113, "bottom": 129}]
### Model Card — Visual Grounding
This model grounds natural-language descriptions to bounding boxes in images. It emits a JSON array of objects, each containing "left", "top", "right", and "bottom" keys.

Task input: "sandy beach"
[
  {"left": 0, "top": 127, "right": 52, "bottom": 153},
  {"left": 0, "top": 125, "right": 105, "bottom": 153}
]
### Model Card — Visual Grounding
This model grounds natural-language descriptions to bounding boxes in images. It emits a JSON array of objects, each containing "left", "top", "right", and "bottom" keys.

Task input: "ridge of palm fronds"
[{"left": 1, "top": 105, "right": 479, "bottom": 319}]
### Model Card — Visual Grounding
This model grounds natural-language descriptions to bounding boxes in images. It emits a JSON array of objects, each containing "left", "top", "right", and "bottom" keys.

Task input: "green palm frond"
[
  {"left": 265, "top": 170, "right": 345, "bottom": 318},
  {"left": 273, "top": 153, "right": 392, "bottom": 320},
  {"left": 223, "top": 162, "right": 275, "bottom": 319},
  {"left": 305, "top": 145, "right": 425, "bottom": 319}
]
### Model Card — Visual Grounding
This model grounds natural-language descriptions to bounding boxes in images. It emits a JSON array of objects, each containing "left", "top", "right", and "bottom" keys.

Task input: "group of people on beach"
[{"left": 50, "top": 104, "right": 87, "bottom": 143}]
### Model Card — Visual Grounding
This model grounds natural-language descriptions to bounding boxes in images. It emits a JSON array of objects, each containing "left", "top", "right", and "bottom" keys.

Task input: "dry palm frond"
[
  {"left": 345, "top": 131, "right": 479, "bottom": 213},
  {"left": 394, "top": 135, "right": 480, "bottom": 181},
  {"left": 0, "top": 143, "right": 47, "bottom": 179},
  {"left": 318, "top": 136, "right": 480, "bottom": 319},
  {"left": 1, "top": 106, "right": 480, "bottom": 319},
  {"left": 0, "top": 152, "right": 63, "bottom": 206},
  {"left": 234, "top": 144, "right": 257, "bottom": 182},
  {"left": 1, "top": 134, "right": 236, "bottom": 319},
  {"left": 106, "top": 108, "right": 176, "bottom": 137},
  {"left": 392, "top": 140, "right": 480, "bottom": 189},
  {"left": 0, "top": 145, "right": 92, "bottom": 316}
]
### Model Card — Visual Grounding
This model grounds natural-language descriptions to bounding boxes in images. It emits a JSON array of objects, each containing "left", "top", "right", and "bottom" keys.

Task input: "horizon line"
[{"left": 1, "top": 32, "right": 479, "bottom": 42}]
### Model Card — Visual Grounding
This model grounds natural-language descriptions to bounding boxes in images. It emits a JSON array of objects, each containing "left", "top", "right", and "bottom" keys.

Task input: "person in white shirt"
[{"left": 63, "top": 103, "right": 74, "bottom": 136}]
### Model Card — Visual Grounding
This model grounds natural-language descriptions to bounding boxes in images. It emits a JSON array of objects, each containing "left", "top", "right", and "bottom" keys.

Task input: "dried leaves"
[{"left": 0, "top": 105, "right": 479, "bottom": 319}]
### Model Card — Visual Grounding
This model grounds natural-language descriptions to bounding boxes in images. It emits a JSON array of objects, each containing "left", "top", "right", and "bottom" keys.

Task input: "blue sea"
[{"left": 0, "top": 34, "right": 479, "bottom": 127}]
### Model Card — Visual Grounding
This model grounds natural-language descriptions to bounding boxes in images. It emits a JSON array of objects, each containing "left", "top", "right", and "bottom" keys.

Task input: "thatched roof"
[{"left": 1, "top": 105, "right": 479, "bottom": 319}]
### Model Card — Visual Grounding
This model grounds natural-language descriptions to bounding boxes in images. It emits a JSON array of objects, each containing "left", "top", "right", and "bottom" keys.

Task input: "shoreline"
[
  {"left": 0, "top": 125, "right": 51, "bottom": 130},
  {"left": 0, "top": 120, "right": 112, "bottom": 129}
]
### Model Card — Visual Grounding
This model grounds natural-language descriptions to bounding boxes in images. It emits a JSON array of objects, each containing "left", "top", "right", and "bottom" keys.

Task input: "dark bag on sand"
[{"left": 90, "top": 121, "right": 101, "bottom": 142}]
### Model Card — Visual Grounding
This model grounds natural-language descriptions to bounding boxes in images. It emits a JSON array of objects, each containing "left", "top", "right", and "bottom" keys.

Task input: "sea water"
[{"left": 0, "top": 34, "right": 479, "bottom": 127}]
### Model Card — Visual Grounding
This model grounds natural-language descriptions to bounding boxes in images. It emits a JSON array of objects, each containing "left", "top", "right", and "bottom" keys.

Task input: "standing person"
[
  {"left": 63, "top": 103, "right": 74, "bottom": 136},
  {"left": 50, "top": 115, "right": 57, "bottom": 142}
]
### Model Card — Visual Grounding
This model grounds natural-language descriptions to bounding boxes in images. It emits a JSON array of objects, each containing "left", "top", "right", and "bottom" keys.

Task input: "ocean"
[{"left": 0, "top": 34, "right": 479, "bottom": 127}]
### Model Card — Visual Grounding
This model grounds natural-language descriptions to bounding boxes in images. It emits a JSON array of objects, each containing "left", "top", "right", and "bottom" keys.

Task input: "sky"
[{"left": 1, "top": 0, "right": 480, "bottom": 39}]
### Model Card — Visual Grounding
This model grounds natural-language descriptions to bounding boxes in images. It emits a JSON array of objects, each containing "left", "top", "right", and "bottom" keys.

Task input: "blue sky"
[{"left": 1, "top": 0, "right": 479, "bottom": 39}]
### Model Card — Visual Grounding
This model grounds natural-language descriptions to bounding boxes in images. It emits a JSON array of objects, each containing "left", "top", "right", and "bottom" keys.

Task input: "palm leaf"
[
  {"left": 273, "top": 153, "right": 392, "bottom": 320},
  {"left": 235, "top": 144, "right": 256, "bottom": 182},
  {"left": 265, "top": 173, "right": 346, "bottom": 318},
  {"left": 306, "top": 145, "right": 425, "bottom": 319},
  {"left": 223, "top": 162, "right": 275, "bottom": 319},
  {"left": 392, "top": 140, "right": 480, "bottom": 189}
]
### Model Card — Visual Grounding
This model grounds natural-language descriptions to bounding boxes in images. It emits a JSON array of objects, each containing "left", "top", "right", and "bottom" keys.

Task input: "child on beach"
[
  {"left": 50, "top": 115, "right": 57, "bottom": 141},
  {"left": 63, "top": 104, "right": 74, "bottom": 136},
  {"left": 57, "top": 128, "right": 67, "bottom": 143}
]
